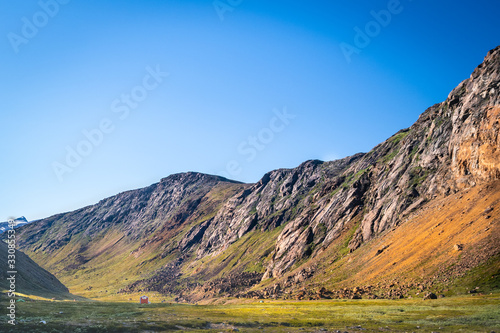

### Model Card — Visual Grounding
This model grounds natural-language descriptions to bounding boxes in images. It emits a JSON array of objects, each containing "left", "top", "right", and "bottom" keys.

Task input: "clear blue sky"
[{"left": 1, "top": 0, "right": 499, "bottom": 221}]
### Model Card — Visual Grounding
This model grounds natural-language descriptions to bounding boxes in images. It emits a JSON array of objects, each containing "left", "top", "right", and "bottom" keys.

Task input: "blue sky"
[{"left": 1, "top": 0, "right": 499, "bottom": 221}]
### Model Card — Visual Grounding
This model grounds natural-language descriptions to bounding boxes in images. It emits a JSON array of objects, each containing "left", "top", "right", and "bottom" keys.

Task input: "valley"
[
  {"left": 2, "top": 46, "right": 500, "bottom": 333},
  {"left": 0, "top": 293, "right": 499, "bottom": 332}
]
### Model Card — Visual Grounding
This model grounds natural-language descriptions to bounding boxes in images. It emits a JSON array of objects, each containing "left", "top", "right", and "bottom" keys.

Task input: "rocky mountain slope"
[{"left": 13, "top": 46, "right": 500, "bottom": 301}]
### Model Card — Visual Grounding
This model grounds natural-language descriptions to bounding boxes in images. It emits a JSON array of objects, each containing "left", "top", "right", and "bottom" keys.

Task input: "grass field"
[{"left": 1, "top": 294, "right": 499, "bottom": 332}]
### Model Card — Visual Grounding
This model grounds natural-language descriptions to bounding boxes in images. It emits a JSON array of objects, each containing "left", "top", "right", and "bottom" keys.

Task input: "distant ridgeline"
[{"left": 0, "top": 217, "right": 29, "bottom": 234}]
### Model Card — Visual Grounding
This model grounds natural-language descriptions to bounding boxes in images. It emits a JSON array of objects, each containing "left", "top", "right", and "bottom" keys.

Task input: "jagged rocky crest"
[
  {"left": 14, "top": 46, "right": 500, "bottom": 300},
  {"left": 193, "top": 46, "right": 500, "bottom": 279}
]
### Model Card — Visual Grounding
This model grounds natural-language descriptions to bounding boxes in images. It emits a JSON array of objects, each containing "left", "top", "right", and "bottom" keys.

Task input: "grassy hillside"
[{"left": 17, "top": 179, "right": 246, "bottom": 300}]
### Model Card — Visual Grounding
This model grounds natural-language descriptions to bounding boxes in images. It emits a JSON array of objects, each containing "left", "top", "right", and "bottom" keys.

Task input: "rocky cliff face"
[
  {"left": 13, "top": 46, "right": 500, "bottom": 300},
  {"left": 193, "top": 45, "right": 500, "bottom": 279},
  {"left": 196, "top": 156, "right": 362, "bottom": 258},
  {"left": 19, "top": 173, "right": 242, "bottom": 254}
]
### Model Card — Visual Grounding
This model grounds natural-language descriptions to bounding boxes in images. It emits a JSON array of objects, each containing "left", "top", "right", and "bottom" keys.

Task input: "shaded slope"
[{"left": 0, "top": 241, "right": 73, "bottom": 299}]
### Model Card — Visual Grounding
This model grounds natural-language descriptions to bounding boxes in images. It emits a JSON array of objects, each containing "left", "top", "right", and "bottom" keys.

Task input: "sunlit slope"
[{"left": 284, "top": 180, "right": 500, "bottom": 299}]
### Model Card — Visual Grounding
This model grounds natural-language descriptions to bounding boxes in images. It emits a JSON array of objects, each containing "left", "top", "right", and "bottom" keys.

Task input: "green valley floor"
[{"left": 0, "top": 294, "right": 499, "bottom": 332}]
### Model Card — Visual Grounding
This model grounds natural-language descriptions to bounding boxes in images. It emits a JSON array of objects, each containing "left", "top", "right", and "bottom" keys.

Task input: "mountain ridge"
[{"left": 12, "top": 46, "right": 500, "bottom": 302}]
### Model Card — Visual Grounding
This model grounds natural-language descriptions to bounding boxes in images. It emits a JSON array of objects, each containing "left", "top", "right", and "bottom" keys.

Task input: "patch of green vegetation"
[
  {"left": 376, "top": 130, "right": 411, "bottom": 165},
  {"left": 457, "top": 84, "right": 467, "bottom": 96},
  {"left": 409, "top": 167, "right": 429, "bottom": 188},
  {"left": 379, "top": 149, "right": 400, "bottom": 164},
  {"left": 442, "top": 254, "right": 500, "bottom": 296},
  {"left": 389, "top": 130, "right": 410, "bottom": 145},
  {"left": 289, "top": 204, "right": 300, "bottom": 218},
  {"left": 309, "top": 181, "right": 324, "bottom": 196},
  {"left": 275, "top": 177, "right": 286, "bottom": 194},
  {"left": 434, "top": 117, "right": 444, "bottom": 127},
  {"left": 190, "top": 227, "right": 284, "bottom": 279},
  {"left": 353, "top": 167, "right": 370, "bottom": 182},
  {"left": 340, "top": 167, "right": 370, "bottom": 190},
  {"left": 314, "top": 223, "right": 327, "bottom": 243},
  {"left": 338, "top": 220, "right": 360, "bottom": 256},
  {"left": 409, "top": 145, "right": 420, "bottom": 160},
  {"left": 301, "top": 224, "right": 329, "bottom": 259},
  {"left": 329, "top": 186, "right": 342, "bottom": 197},
  {"left": 341, "top": 173, "right": 354, "bottom": 187}
]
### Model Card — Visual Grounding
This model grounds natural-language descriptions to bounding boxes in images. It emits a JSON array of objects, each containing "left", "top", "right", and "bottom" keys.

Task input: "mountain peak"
[
  {"left": 485, "top": 45, "right": 500, "bottom": 62},
  {"left": 160, "top": 171, "right": 243, "bottom": 185}
]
